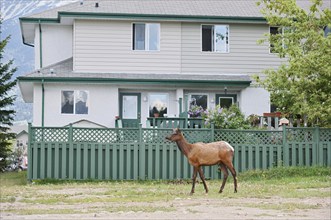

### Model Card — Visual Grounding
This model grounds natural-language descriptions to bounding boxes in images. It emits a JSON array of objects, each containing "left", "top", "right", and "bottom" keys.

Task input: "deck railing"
[
  {"left": 28, "top": 124, "right": 331, "bottom": 181},
  {"left": 146, "top": 117, "right": 204, "bottom": 128}
]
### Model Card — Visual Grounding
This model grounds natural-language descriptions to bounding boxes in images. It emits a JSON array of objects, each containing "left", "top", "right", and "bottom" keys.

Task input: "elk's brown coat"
[{"left": 166, "top": 128, "right": 238, "bottom": 194}]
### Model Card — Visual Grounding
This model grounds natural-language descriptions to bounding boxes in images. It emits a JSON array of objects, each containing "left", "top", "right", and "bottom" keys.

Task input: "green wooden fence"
[{"left": 27, "top": 124, "right": 331, "bottom": 181}]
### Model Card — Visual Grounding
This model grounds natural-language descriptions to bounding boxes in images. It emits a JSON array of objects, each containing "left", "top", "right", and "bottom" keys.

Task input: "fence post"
[
  {"left": 138, "top": 124, "right": 145, "bottom": 180},
  {"left": 179, "top": 97, "right": 182, "bottom": 115},
  {"left": 27, "top": 123, "right": 33, "bottom": 181},
  {"left": 68, "top": 123, "right": 73, "bottom": 142},
  {"left": 267, "top": 117, "right": 272, "bottom": 130},
  {"left": 314, "top": 126, "right": 320, "bottom": 166},
  {"left": 211, "top": 123, "right": 215, "bottom": 141},
  {"left": 282, "top": 124, "right": 287, "bottom": 166},
  {"left": 68, "top": 124, "right": 74, "bottom": 179}
]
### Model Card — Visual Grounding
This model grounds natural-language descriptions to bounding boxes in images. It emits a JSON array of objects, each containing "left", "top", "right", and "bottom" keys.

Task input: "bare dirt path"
[{"left": 1, "top": 195, "right": 330, "bottom": 219}]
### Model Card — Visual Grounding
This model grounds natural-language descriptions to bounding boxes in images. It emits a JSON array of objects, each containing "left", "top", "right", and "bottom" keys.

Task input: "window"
[
  {"left": 219, "top": 97, "right": 233, "bottom": 108},
  {"left": 133, "top": 23, "right": 160, "bottom": 51},
  {"left": 122, "top": 95, "right": 138, "bottom": 119},
  {"left": 270, "top": 26, "right": 281, "bottom": 53},
  {"left": 216, "top": 94, "right": 237, "bottom": 109},
  {"left": 149, "top": 94, "right": 168, "bottom": 117},
  {"left": 202, "top": 25, "right": 229, "bottom": 52},
  {"left": 61, "top": 91, "right": 74, "bottom": 114},
  {"left": 270, "top": 26, "right": 291, "bottom": 53},
  {"left": 61, "top": 90, "right": 89, "bottom": 114},
  {"left": 189, "top": 94, "right": 208, "bottom": 109},
  {"left": 324, "top": 26, "right": 330, "bottom": 37},
  {"left": 188, "top": 94, "right": 208, "bottom": 118},
  {"left": 75, "top": 91, "right": 89, "bottom": 114}
]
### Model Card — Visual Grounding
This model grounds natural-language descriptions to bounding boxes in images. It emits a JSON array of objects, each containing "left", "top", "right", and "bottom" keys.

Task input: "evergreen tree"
[{"left": 0, "top": 30, "right": 17, "bottom": 169}]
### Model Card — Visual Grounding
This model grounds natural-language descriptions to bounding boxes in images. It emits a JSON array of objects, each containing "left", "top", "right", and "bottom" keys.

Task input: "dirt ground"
[{"left": 1, "top": 193, "right": 330, "bottom": 220}]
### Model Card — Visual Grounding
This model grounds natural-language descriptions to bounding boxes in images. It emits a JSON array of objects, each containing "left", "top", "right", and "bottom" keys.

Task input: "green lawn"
[{"left": 0, "top": 166, "right": 330, "bottom": 216}]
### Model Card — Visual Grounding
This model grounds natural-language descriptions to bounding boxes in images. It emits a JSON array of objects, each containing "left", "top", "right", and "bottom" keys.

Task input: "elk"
[{"left": 166, "top": 128, "right": 237, "bottom": 195}]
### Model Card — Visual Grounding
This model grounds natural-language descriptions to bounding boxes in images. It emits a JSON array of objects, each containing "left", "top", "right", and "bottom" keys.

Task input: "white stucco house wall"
[{"left": 18, "top": 0, "right": 297, "bottom": 128}]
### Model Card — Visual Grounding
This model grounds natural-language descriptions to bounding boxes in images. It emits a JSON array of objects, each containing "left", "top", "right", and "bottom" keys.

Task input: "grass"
[
  {"left": 239, "top": 166, "right": 331, "bottom": 180},
  {"left": 0, "top": 166, "right": 330, "bottom": 216}
]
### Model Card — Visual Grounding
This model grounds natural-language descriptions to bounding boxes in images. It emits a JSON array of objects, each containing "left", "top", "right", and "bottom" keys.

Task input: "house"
[
  {"left": 10, "top": 122, "right": 29, "bottom": 154},
  {"left": 18, "top": 0, "right": 307, "bottom": 128}
]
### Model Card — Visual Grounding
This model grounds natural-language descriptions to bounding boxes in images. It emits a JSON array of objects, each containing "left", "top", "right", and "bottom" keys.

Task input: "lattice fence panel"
[
  {"left": 116, "top": 129, "right": 140, "bottom": 143},
  {"left": 320, "top": 129, "right": 331, "bottom": 142},
  {"left": 143, "top": 128, "right": 173, "bottom": 143},
  {"left": 182, "top": 129, "right": 212, "bottom": 143},
  {"left": 286, "top": 128, "right": 314, "bottom": 142},
  {"left": 73, "top": 128, "right": 119, "bottom": 143},
  {"left": 214, "top": 130, "right": 283, "bottom": 145},
  {"left": 32, "top": 127, "right": 69, "bottom": 142},
  {"left": 142, "top": 128, "right": 212, "bottom": 144}
]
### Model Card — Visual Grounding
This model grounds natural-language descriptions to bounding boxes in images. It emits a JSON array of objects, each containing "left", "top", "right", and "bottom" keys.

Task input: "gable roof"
[
  {"left": 24, "top": 0, "right": 266, "bottom": 20},
  {"left": 20, "top": 0, "right": 329, "bottom": 21},
  {"left": 20, "top": 0, "right": 328, "bottom": 46},
  {"left": 64, "top": 119, "right": 108, "bottom": 128},
  {"left": 10, "top": 122, "right": 28, "bottom": 135},
  {"left": 20, "top": 0, "right": 270, "bottom": 45}
]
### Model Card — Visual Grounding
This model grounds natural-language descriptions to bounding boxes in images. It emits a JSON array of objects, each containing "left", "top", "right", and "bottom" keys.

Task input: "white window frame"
[
  {"left": 132, "top": 23, "right": 160, "bottom": 51},
  {"left": 201, "top": 24, "right": 229, "bottom": 53}
]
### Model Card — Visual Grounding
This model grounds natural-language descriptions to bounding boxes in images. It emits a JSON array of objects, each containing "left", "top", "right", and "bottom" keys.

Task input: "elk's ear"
[{"left": 177, "top": 128, "right": 181, "bottom": 134}]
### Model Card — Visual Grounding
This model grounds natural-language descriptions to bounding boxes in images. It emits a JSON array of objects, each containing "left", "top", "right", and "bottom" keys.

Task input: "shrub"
[
  {"left": 202, "top": 105, "right": 250, "bottom": 129},
  {"left": 188, "top": 105, "right": 204, "bottom": 118}
]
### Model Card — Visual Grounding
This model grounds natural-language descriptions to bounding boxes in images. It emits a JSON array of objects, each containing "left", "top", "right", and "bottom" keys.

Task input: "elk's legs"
[
  {"left": 190, "top": 167, "right": 198, "bottom": 195},
  {"left": 219, "top": 163, "right": 229, "bottom": 193},
  {"left": 227, "top": 164, "right": 238, "bottom": 193},
  {"left": 198, "top": 167, "right": 208, "bottom": 193}
]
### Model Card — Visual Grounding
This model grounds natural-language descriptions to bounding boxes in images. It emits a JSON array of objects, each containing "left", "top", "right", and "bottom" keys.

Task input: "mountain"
[{"left": 1, "top": 0, "right": 77, "bottom": 122}]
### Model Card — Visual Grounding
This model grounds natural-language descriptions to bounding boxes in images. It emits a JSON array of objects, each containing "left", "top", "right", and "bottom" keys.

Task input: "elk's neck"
[{"left": 175, "top": 137, "right": 192, "bottom": 157}]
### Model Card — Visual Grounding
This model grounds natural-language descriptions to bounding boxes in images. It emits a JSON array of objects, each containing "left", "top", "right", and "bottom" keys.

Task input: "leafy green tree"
[
  {"left": 0, "top": 32, "right": 17, "bottom": 169},
  {"left": 256, "top": 0, "right": 331, "bottom": 127}
]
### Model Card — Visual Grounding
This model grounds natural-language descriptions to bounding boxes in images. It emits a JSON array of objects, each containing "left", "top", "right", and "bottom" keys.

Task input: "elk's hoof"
[{"left": 219, "top": 190, "right": 223, "bottom": 193}]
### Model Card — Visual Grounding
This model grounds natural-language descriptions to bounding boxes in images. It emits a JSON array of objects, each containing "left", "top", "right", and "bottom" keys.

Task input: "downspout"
[
  {"left": 41, "top": 79, "right": 45, "bottom": 128},
  {"left": 39, "top": 20, "right": 43, "bottom": 68},
  {"left": 39, "top": 21, "right": 44, "bottom": 128}
]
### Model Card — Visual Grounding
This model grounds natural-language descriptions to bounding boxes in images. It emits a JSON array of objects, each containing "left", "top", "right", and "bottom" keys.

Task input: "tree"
[
  {"left": 256, "top": 0, "right": 331, "bottom": 127},
  {"left": 0, "top": 29, "right": 17, "bottom": 169}
]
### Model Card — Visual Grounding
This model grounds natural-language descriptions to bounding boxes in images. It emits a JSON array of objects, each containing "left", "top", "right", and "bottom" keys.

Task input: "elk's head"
[{"left": 166, "top": 128, "right": 183, "bottom": 142}]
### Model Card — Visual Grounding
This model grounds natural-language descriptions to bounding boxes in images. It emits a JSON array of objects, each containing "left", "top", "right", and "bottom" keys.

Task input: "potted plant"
[{"left": 151, "top": 102, "right": 167, "bottom": 117}]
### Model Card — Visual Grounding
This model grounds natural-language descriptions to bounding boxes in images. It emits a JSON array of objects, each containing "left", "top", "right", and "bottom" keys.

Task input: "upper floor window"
[
  {"left": 270, "top": 26, "right": 291, "bottom": 53},
  {"left": 270, "top": 26, "right": 281, "bottom": 53},
  {"left": 202, "top": 25, "right": 229, "bottom": 52},
  {"left": 324, "top": 26, "right": 330, "bottom": 37},
  {"left": 133, "top": 23, "right": 160, "bottom": 51}
]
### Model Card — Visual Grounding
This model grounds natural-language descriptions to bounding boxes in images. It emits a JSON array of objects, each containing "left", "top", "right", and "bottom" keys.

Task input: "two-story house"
[{"left": 18, "top": 0, "right": 288, "bottom": 128}]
